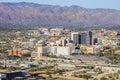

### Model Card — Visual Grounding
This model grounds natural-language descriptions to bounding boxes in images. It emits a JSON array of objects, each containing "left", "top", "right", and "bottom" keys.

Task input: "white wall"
[{"left": 57, "top": 47, "right": 70, "bottom": 56}]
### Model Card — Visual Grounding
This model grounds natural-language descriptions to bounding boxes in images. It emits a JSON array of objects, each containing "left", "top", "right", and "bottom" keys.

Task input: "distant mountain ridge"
[{"left": 0, "top": 2, "right": 120, "bottom": 28}]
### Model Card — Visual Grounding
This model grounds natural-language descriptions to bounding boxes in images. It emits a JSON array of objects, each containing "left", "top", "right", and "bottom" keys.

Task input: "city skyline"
[{"left": 0, "top": 0, "right": 120, "bottom": 10}]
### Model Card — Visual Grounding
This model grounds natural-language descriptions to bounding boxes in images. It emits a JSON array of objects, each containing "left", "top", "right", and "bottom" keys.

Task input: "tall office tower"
[
  {"left": 93, "top": 38, "right": 98, "bottom": 45},
  {"left": 80, "top": 33, "right": 87, "bottom": 44},
  {"left": 89, "top": 31, "right": 93, "bottom": 45},
  {"left": 86, "top": 31, "right": 93, "bottom": 45},
  {"left": 71, "top": 32, "right": 80, "bottom": 44}
]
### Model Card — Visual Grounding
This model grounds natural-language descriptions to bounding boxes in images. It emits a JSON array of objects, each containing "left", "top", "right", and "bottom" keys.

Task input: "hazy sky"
[{"left": 0, "top": 0, "right": 120, "bottom": 10}]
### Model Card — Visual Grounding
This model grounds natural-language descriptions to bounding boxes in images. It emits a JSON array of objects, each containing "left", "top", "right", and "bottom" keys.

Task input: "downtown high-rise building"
[
  {"left": 88, "top": 31, "right": 93, "bottom": 45},
  {"left": 80, "top": 33, "right": 87, "bottom": 45},
  {"left": 71, "top": 31, "right": 93, "bottom": 45},
  {"left": 71, "top": 32, "right": 80, "bottom": 44},
  {"left": 93, "top": 38, "right": 98, "bottom": 45},
  {"left": 84, "top": 31, "right": 93, "bottom": 45}
]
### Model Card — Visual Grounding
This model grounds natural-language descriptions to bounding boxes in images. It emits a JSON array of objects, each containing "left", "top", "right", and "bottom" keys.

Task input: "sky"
[{"left": 0, "top": 0, "right": 120, "bottom": 10}]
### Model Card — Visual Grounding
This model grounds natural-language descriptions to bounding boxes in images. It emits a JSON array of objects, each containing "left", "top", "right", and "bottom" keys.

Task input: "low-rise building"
[
  {"left": 8, "top": 48, "right": 30, "bottom": 57},
  {"left": 0, "top": 71, "right": 29, "bottom": 80},
  {"left": 80, "top": 45, "right": 97, "bottom": 54},
  {"left": 37, "top": 45, "right": 72, "bottom": 58},
  {"left": 95, "top": 65, "right": 120, "bottom": 72}
]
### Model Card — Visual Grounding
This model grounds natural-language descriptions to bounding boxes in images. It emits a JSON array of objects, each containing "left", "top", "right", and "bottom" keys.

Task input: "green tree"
[
  {"left": 100, "top": 77, "right": 107, "bottom": 80},
  {"left": 8, "top": 55, "right": 20, "bottom": 60},
  {"left": 55, "top": 69, "right": 64, "bottom": 75},
  {"left": 48, "top": 74, "right": 52, "bottom": 78},
  {"left": 22, "top": 53, "right": 31, "bottom": 57},
  {"left": 117, "top": 70, "right": 120, "bottom": 74},
  {"left": 82, "top": 75, "right": 92, "bottom": 80},
  {"left": 96, "top": 67, "right": 103, "bottom": 74}
]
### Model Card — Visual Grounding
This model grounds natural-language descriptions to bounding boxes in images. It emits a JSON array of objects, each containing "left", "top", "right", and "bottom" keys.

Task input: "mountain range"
[{"left": 0, "top": 2, "right": 120, "bottom": 28}]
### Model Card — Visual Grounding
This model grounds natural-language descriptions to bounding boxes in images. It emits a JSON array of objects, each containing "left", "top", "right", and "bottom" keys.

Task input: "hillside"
[{"left": 0, "top": 2, "right": 120, "bottom": 28}]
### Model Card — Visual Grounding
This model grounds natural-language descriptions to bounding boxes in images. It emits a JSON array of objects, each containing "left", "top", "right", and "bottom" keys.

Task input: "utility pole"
[
  {"left": 53, "top": 59, "right": 58, "bottom": 73},
  {"left": 4, "top": 54, "right": 7, "bottom": 68}
]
